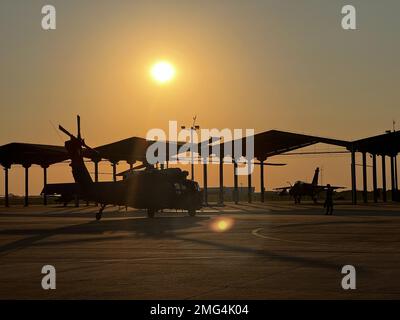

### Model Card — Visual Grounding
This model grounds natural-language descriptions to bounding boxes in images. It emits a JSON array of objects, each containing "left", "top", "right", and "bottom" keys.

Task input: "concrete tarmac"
[{"left": 0, "top": 201, "right": 399, "bottom": 299}]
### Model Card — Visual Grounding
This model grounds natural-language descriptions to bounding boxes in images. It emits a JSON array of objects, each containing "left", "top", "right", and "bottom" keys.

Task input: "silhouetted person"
[{"left": 324, "top": 184, "right": 334, "bottom": 215}]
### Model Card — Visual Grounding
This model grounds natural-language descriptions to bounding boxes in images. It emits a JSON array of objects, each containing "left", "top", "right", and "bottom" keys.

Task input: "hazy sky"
[{"left": 1, "top": 0, "right": 399, "bottom": 195}]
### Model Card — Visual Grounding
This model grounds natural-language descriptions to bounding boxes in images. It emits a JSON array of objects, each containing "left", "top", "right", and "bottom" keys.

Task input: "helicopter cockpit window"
[{"left": 174, "top": 183, "right": 182, "bottom": 194}]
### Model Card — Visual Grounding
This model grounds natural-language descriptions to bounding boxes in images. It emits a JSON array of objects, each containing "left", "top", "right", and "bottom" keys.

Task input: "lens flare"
[{"left": 209, "top": 217, "right": 235, "bottom": 233}]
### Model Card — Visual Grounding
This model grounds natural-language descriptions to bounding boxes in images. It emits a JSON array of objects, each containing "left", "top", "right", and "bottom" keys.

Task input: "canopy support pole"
[
  {"left": 260, "top": 160, "right": 265, "bottom": 203},
  {"left": 382, "top": 155, "right": 387, "bottom": 202},
  {"left": 233, "top": 161, "right": 239, "bottom": 204},
  {"left": 4, "top": 166, "right": 9, "bottom": 207},
  {"left": 362, "top": 152, "right": 367, "bottom": 203},
  {"left": 23, "top": 164, "right": 31, "bottom": 207},
  {"left": 203, "top": 160, "right": 208, "bottom": 206},
  {"left": 351, "top": 149, "right": 357, "bottom": 205},
  {"left": 42, "top": 165, "right": 48, "bottom": 205},
  {"left": 372, "top": 154, "right": 378, "bottom": 203}
]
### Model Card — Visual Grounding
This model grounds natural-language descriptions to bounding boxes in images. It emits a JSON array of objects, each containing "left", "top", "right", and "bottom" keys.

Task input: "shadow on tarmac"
[
  {"left": 0, "top": 216, "right": 208, "bottom": 256},
  {"left": 0, "top": 212, "right": 356, "bottom": 272}
]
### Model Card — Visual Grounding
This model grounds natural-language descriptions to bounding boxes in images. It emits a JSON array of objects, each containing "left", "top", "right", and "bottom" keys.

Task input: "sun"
[{"left": 150, "top": 61, "right": 175, "bottom": 84}]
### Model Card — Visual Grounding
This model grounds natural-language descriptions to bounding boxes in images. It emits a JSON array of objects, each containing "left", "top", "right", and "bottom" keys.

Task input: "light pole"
[{"left": 181, "top": 116, "right": 200, "bottom": 181}]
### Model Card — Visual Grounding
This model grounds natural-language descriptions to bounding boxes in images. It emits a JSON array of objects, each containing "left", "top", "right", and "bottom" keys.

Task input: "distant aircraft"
[
  {"left": 274, "top": 167, "right": 344, "bottom": 204},
  {"left": 57, "top": 116, "right": 203, "bottom": 220}
]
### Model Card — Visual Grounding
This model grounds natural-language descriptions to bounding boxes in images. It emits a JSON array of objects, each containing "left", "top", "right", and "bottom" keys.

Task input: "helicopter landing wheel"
[
  {"left": 96, "top": 204, "right": 106, "bottom": 221},
  {"left": 147, "top": 208, "right": 155, "bottom": 218},
  {"left": 188, "top": 208, "right": 196, "bottom": 217}
]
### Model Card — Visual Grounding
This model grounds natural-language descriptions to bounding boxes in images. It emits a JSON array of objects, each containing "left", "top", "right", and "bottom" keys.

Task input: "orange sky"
[{"left": 0, "top": 0, "right": 399, "bottom": 195}]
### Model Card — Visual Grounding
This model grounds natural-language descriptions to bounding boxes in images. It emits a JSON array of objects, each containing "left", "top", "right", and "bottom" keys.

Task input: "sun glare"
[
  {"left": 151, "top": 61, "right": 175, "bottom": 84},
  {"left": 209, "top": 217, "right": 235, "bottom": 233}
]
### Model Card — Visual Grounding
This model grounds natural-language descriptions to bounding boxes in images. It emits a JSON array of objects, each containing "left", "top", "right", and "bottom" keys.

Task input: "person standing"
[{"left": 324, "top": 184, "right": 334, "bottom": 215}]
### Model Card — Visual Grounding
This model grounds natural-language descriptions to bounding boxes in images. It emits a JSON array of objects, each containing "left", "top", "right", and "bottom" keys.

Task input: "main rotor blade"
[
  {"left": 253, "top": 162, "right": 287, "bottom": 166},
  {"left": 131, "top": 163, "right": 147, "bottom": 170},
  {"left": 58, "top": 125, "right": 75, "bottom": 139},
  {"left": 77, "top": 115, "right": 81, "bottom": 140}
]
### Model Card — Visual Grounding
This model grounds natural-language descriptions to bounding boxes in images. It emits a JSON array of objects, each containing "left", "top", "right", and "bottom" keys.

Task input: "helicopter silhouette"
[{"left": 58, "top": 116, "right": 203, "bottom": 220}]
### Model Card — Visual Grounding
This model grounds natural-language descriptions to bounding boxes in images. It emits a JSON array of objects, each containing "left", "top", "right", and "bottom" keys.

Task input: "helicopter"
[{"left": 58, "top": 116, "right": 203, "bottom": 220}]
